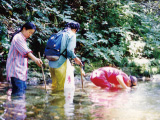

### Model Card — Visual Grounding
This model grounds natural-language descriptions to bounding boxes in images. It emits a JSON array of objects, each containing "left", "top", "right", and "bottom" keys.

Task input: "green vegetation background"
[{"left": 0, "top": 0, "right": 160, "bottom": 79}]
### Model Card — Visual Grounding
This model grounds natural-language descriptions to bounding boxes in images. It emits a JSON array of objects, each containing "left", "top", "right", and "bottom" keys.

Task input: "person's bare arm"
[
  {"left": 116, "top": 75, "right": 130, "bottom": 89},
  {"left": 74, "top": 57, "right": 83, "bottom": 66},
  {"left": 27, "top": 52, "right": 43, "bottom": 67}
]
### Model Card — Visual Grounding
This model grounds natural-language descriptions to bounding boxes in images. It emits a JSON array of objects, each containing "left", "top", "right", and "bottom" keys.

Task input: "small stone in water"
[
  {"left": 54, "top": 116, "right": 60, "bottom": 119},
  {"left": 27, "top": 111, "right": 34, "bottom": 115}
]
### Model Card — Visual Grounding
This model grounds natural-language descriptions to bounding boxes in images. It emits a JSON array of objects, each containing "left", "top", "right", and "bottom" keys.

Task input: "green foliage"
[
  {"left": 0, "top": 23, "right": 9, "bottom": 48},
  {"left": 0, "top": 22, "right": 9, "bottom": 60},
  {"left": 0, "top": 0, "right": 160, "bottom": 76}
]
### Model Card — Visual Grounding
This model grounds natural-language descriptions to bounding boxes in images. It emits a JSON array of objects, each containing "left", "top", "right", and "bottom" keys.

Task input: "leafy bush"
[{"left": 0, "top": 0, "right": 160, "bottom": 76}]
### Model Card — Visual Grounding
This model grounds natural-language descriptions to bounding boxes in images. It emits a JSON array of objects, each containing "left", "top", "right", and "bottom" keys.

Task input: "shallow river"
[{"left": 0, "top": 79, "right": 160, "bottom": 120}]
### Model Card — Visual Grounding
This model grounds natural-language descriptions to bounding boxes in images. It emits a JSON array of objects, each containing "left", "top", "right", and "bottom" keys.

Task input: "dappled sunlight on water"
[{"left": 0, "top": 80, "right": 160, "bottom": 120}]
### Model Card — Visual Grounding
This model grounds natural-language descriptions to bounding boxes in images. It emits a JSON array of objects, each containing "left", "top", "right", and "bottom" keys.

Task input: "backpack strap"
[
  {"left": 60, "top": 32, "right": 68, "bottom": 59},
  {"left": 60, "top": 48, "right": 67, "bottom": 59}
]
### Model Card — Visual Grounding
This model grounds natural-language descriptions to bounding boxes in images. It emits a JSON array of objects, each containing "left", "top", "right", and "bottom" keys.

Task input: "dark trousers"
[{"left": 11, "top": 77, "right": 27, "bottom": 97}]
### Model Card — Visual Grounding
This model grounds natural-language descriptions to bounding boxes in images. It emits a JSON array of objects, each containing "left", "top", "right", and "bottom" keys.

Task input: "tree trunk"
[{"left": 0, "top": 67, "right": 4, "bottom": 82}]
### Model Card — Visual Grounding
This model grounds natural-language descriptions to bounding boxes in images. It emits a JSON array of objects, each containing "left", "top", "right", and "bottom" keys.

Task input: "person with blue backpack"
[{"left": 48, "top": 21, "right": 83, "bottom": 91}]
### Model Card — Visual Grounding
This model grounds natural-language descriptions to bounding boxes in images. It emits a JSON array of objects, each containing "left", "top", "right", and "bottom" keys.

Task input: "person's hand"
[
  {"left": 74, "top": 57, "right": 83, "bottom": 66},
  {"left": 125, "top": 86, "right": 131, "bottom": 91},
  {"left": 27, "top": 52, "right": 43, "bottom": 67},
  {"left": 35, "top": 58, "right": 43, "bottom": 67}
]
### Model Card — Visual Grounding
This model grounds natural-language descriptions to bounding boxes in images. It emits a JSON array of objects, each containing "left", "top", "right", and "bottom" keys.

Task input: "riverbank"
[{"left": 1, "top": 73, "right": 157, "bottom": 92}]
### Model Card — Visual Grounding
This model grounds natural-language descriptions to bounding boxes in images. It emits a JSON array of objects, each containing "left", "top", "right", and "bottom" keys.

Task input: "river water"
[{"left": 0, "top": 78, "right": 160, "bottom": 120}]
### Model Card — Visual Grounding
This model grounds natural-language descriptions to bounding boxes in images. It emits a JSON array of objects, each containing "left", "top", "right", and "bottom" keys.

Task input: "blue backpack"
[{"left": 44, "top": 31, "right": 67, "bottom": 61}]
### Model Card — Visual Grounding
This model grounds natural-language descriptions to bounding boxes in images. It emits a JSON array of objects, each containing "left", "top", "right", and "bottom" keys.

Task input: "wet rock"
[
  {"left": 27, "top": 111, "right": 34, "bottom": 115},
  {"left": 27, "top": 77, "right": 39, "bottom": 86},
  {"left": 151, "top": 74, "right": 160, "bottom": 81},
  {"left": 54, "top": 116, "right": 60, "bottom": 119},
  {"left": 138, "top": 76, "right": 151, "bottom": 81}
]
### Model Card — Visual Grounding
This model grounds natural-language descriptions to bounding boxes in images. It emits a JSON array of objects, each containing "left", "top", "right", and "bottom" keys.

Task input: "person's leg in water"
[
  {"left": 11, "top": 77, "right": 27, "bottom": 98},
  {"left": 49, "top": 60, "right": 67, "bottom": 92}
]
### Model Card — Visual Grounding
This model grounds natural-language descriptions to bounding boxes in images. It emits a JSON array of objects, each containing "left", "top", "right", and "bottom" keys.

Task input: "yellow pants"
[{"left": 49, "top": 60, "right": 67, "bottom": 91}]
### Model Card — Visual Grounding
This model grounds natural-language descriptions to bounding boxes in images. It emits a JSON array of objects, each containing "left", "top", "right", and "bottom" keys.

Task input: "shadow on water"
[{"left": 1, "top": 79, "right": 160, "bottom": 120}]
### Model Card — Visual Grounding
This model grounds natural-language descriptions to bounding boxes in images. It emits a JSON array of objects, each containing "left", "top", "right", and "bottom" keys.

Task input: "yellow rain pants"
[{"left": 49, "top": 60, "right": 67, "bottom": 91}]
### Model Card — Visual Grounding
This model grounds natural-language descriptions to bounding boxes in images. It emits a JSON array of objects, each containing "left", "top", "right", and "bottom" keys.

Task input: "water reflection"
[
  {"left": 0, "top": 89, "right": 26, "bottom": 120},
  {"left": 88, "top": 87, "right": 133, "bottom": 120},
  {"left": 87, "top": 81, "right": 160, "bottom": 120},
  {"left": 2, "top": 96, "right": 26, "bottom": 120},
  {"left": 64, "top": 88, "right": 75, "bottom": 117},
  {"left": 1, "top": 80, "right": 160, "bottom": 120},
  {"left": 47, "top": 88, "right": 75, "bottom": 119}
]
